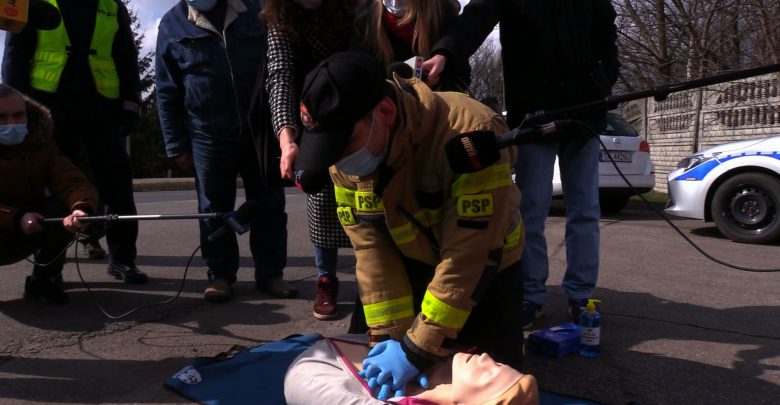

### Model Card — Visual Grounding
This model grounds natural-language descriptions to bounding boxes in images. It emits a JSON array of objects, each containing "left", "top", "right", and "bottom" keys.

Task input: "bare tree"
[{"left": 468, "top": 35, "right": 504, "bottom": 112}]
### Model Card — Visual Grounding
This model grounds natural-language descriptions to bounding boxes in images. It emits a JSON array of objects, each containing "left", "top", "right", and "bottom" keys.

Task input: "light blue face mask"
[
  {"left": 336, "top": 115, "right": 388, "bottom": 177},
  {"left": 186, "top": 0, "right": 218, "bottom": 11},
  {"left": 0, "top": 123, "right": 28, "bottom": 146},
  {"left": 383, "top": 0, "right": 408, "bottom": 16}
]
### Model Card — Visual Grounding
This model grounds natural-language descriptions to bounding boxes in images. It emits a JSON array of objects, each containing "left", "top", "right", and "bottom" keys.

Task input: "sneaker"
[
  {"left": 569, "top": 299, "right": 592, "bottom": 323},
  {"left": 521, "top": 300, "right": 544, "bottom": 330},
  {"left": 313, "top": 275, "right": 339, "bottom": 320},
  {"left": 204, "top": 279, "right": 233, "bottom": 303},
  {"left": 107, "top": 263, "right": 149, "bottom": 284},
  {"left": 256, "top": 276, "right": 298, "bottom": 299},
  {"left": 81, "top": 240, "right": 107, "bottom": 260},
  {"left": 24, "top": 276, "right": 69, "bottom": 305}
]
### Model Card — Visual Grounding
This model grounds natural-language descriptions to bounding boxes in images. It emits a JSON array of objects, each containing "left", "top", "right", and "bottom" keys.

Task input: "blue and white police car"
[{"left": 665, "top": 135, "right": 780, "bottom": 244}]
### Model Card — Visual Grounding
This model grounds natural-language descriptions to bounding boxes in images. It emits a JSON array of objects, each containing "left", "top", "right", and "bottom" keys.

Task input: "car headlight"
[{"left": 676, "top": 153, "right": 718, "bottom": 171}]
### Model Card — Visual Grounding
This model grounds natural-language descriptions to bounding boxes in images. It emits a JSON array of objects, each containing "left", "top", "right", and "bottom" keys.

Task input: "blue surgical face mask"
[
  {"left": 0, "top": 123, "right": 28, "bottom": 146},
  {"left": 383, "top": 0, "right": 408, "bottom": 16},
  {"left": 186, "top": 0, "right": 218, "bottom": 11},
  {"left": 336, "top": 114, "right": 388, "bottom": 177}
]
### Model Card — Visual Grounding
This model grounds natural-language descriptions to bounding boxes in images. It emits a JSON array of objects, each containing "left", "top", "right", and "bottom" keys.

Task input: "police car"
[{"left": 665, "top": 135, "right": 780, "bottom": 244}]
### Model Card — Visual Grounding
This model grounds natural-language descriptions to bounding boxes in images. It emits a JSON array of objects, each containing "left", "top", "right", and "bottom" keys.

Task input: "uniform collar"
[
  {"left": 187, "top": 0, "right": 247, "bottom": 33},
  {"left": 386, "top": 75, "right": 439, "bottom": 171}
]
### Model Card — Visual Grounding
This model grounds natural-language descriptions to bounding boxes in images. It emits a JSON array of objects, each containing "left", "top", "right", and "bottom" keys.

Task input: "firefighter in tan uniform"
[{"left": 295, "top": 51, "right": 525, "bottom": 400}]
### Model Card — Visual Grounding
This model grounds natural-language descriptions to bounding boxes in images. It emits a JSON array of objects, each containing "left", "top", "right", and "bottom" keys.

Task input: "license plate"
[{"left": 599, "top": 151, "right": 632, "bottom": 163}]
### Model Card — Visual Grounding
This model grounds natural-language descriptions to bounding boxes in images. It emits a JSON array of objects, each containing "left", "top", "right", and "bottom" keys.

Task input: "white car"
[
  {"left": 552, "top": 113, "right": 655, "bottom": 213},
  {"left": 665, "top": 135, "right": 780, "bottom": 244}
]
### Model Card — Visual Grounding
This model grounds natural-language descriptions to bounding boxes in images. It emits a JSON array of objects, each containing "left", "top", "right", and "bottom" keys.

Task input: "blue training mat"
[{"left": 164, "top": 333, "right": 603, "bottom": 405}]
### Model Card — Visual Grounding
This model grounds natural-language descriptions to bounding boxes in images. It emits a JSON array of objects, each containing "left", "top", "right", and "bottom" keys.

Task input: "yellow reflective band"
[
  {"left": 451, "top": 163, "right": 513, "bottom": 198},
  {"left": 504, "top": 220, "right": 523, "bottom": 250},
  {"left": 363, "top": 295, "right": 415, "bottom": 326},
  {"left": 334, "top": 186, "right": 356, "bottom": 207},
  {"left": 388, "top": 208, "right": 443, "bottom": 245},
  {"left": 355, "top": 191, "right": 384, "bottom": 213},
  {"left": 457, "top": 193, "right": 494, "bottom": 217},
  {"left": 421, "top": 290, "right": 470, "bottom": 330},
  {"left": 337, "top": 207, "right": 357, "bottom": 226}
]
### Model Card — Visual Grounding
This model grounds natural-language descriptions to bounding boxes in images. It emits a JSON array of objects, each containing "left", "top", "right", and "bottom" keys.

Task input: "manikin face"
[{"left": 450, "top": 352, "right": 523, "bottom": 404}]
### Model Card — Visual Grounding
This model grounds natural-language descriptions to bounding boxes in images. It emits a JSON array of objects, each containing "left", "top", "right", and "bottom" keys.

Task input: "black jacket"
[
  {"left": 432, "top": 0, "right": 619, "bottom": 129},
  {"left": 2, "top": 0, "right": 140, "bottom": 116}
]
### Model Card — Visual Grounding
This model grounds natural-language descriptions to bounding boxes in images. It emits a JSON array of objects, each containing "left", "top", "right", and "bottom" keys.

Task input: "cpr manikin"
[{"left": 283, "top": 337, "right": 538, "bottom": 405}]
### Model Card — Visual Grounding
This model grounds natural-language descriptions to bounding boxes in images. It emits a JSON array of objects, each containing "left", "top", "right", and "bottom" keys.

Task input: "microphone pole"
[
  {"left": 524, "top": 62, "right": 780, "bottom": 124},
  {"left": 42, "top": 212, "right": 224, "bottom": 223}
]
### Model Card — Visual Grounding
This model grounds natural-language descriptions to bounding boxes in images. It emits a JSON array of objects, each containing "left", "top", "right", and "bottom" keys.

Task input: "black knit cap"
[{"left": 295, "top": 51, "right": 387, "bottom": 171}]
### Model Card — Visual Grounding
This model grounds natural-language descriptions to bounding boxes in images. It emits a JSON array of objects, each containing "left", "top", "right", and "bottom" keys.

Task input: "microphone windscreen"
[
  {"left": 386, "top": 62, "right": 414, "bottom": 80},
  {"left": 294, "top": 169, "right": 329, "bottom": 194},
  {"left": 234, "top": 200, "right": 258, "bottom": 223},
  {"left": 28, "top": 0, "right": 61, "bottom": 30},
  {"left": 445, "top": 130, "right": 501, "bottom": 174}
]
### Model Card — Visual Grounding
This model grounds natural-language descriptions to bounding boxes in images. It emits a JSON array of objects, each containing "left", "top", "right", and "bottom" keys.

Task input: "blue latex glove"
[{"left": 358, "top": 340, "right": 430, "bottom": 400}]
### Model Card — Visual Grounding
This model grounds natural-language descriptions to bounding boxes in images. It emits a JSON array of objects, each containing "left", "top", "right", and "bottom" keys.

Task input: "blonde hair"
[{"left": 364, "top": 0, "right": 459, "bottom": 66}]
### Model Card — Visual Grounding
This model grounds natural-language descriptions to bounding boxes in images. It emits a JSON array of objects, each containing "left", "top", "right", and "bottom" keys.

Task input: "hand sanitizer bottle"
[{"left": 579, "top": 298, "right": 602, "bottom": 358}]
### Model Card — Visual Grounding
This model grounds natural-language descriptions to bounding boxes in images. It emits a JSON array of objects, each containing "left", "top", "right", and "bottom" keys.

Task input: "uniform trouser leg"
[
  {"left": 53, "top": 113, "right": 138, "bottom": 265},
  {"left": 514, "top": 141, "right": 557, "bottom": 305},
  {"left": 558, "top": 134, "right": 600, "bottom": 300},
  {"left": 239, "top": 142, "right": 288, "bottom": 283},
  {"left": 458, "top": 261, "right": 524, "bottom": 370}
]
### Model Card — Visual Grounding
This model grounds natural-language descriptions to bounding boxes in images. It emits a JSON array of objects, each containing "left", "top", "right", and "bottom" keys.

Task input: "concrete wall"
[{"left": 621, "top": 73, "right": 780, "bottom": 192}]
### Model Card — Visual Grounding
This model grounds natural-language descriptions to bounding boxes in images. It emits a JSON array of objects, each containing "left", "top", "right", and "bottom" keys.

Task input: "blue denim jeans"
[
  {"left": 514, "top": 133, "right": 600, "bottom": 305},
  {"left": 314, "top": 246, "right": 338, "bottom": 278},
  {"left": 192, "top": 136, "right": 287, "bottom": 285}
]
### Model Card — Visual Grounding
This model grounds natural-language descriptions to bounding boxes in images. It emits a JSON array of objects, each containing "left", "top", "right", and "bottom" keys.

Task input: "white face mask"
[
  {"left": 383, "top": 0, "right": 408, "bottom": 16},
  {"left": 293, "top": 0, "right": 322, "bottom": 10},
  {"left": 336, "top": 114, "right": 389, "bottom": 177}
]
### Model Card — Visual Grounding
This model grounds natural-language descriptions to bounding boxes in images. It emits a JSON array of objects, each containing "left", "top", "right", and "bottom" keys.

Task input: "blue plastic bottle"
[{"left": 579, "top": 298, "right": 602, "bottom": 357}]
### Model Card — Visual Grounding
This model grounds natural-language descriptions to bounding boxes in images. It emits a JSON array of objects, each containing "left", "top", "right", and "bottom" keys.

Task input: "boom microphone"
[
  {"left": 294, "top": 168, "right": 329, "bottom": 194},
  {"left": 0, "top": 0, "right": 61, "bottom": 32},
  {"left": 387, "top": 61, "right": 415, "bottom": 79},
  {"left": 207, "top": 201, "right": 257, "bottom": 242},
  {"left": 445, "top": 121, "right": 571, "bottom": 173}
]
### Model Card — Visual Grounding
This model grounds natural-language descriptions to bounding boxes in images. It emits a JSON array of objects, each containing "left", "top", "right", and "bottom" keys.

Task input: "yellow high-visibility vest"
[{"left": 30, "top": 0, "right": 120, "bottom": 99}]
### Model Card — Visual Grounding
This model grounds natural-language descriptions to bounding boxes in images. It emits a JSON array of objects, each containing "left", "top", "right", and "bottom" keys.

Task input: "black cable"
[
  {"left": 568, "top": 120, "right": 780, "bottom": 273},
  {"left": 71, "top": 231, "right": 202, "bottom": 319}
]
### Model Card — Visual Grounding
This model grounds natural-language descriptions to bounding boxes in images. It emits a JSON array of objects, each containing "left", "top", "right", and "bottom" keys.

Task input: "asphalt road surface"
[{"left": 1, "top": 189, "right": 778, "bottom": 404}]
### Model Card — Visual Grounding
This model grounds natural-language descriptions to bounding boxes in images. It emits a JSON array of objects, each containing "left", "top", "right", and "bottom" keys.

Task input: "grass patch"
[{"left": 631, "top": 190, "right": 669, "bottom": 205}]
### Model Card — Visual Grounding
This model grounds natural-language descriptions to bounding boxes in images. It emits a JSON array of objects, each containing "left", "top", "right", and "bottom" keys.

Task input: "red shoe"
[{"left": 312, "top": 275, "right": 339, "bottom": 320}]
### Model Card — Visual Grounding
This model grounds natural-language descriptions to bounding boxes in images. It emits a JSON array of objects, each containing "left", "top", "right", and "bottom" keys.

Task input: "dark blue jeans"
[{"left": 192, "top": 135, "right": 287, "bottom": 284}]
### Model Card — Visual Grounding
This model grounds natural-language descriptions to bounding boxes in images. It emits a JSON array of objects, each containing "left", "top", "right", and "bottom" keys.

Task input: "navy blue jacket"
[{"left": 155, "top": 0, "right": 265, "bottom": 157}]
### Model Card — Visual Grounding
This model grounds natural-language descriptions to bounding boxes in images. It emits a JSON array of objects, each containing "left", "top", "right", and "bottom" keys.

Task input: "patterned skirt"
[{"left": 307, "top": 186, "right": 352, "bottom": 249}]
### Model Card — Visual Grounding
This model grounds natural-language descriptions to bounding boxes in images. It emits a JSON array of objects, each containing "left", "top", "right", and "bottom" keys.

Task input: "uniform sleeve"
[
  {"left": 330, "top": 168, "right": 417, "bottom": 342},
  {"left": 113, "top": 1, "right": 142, "bottom": 105},
  {"left": 155, "top": 25, "right": 189, "bottom": 157},
  {"left": 265, "top": 23, "right": 300, "bottom": 139},
  {"left": 2, "top": 27, "right": 37, "bottom": 93},
  {"left": 404, "top": 116, "right": 524, "bottom": 365}
]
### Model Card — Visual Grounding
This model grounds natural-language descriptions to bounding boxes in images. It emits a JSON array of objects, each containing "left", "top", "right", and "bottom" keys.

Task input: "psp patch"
[
  {"left": 337, "top": 207, "right": 357, "bottom": 226},
  {"left": 355, "top": 191, "right": 384, "bottom": 213},
  {"left": 457, "top": 193, "right": 493, "bottom": 217}
]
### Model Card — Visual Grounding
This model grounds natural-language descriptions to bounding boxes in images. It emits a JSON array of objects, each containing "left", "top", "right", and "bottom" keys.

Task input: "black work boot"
[
  {"left": 107, "top": 263, "right": 149, "bottom": 284},
  {"left": 24, "top": 275, "right": 69, "bottom": 305}
]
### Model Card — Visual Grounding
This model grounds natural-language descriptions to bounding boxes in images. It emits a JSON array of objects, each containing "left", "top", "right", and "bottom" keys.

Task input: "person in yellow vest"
[
  {"left": 2, "top": 0, "right": 148, "bottom": 284},
  {"left": 295, "top": 51, "right": 525, "bottom": 400}
]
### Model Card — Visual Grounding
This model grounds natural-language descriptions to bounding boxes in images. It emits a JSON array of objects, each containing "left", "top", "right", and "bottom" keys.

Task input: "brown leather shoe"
[
  {"left": 256, "top": 276, "right": 298, "bottom": 299},
  {"left": 313, "top": 275, "right": 339, "bottom": 320},
  {"left": 204, "top": 279, "right": 232, "bottom": 303}
]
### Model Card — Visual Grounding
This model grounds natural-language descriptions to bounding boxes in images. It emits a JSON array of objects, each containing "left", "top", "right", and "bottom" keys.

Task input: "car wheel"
[
  {"left": 711, "top": 172, "right": 780, "bottom": 244},
  {"left": 599, "top": 194, "right": 630, "bottom": 214}
]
